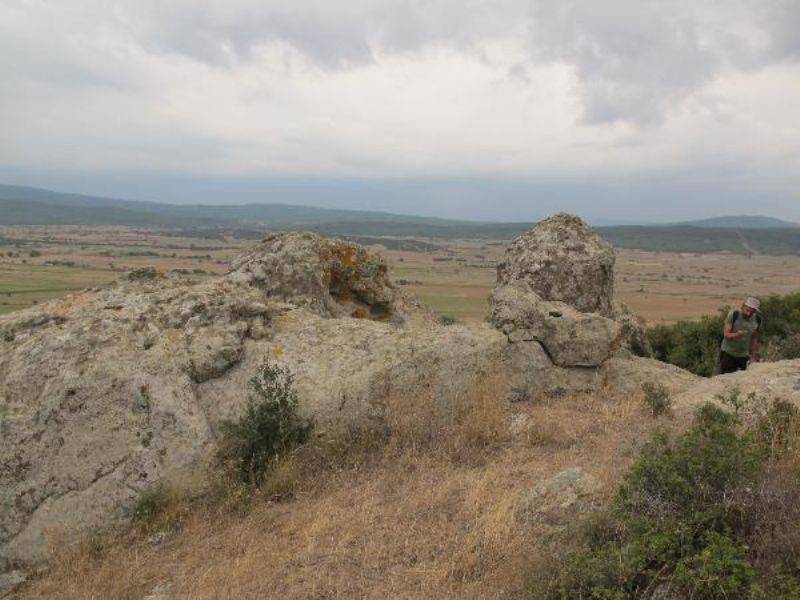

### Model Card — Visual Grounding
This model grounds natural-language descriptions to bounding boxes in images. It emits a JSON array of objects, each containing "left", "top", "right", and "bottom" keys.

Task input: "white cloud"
[{"left": 0, "top": 0, "right": 799, "bottom": 203}]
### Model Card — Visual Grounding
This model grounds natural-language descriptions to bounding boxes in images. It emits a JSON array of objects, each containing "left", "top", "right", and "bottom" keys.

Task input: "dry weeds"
[{"left": 20, "top": 383, "right": 680, "bottom": 600}]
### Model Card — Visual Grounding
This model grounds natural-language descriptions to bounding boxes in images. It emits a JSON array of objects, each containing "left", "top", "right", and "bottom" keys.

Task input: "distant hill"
[
  {"left": 2, "top": 184, "right": 800, "bottom": 255},
  {"left": 679, "top": 215, "right": 799, "bottom": 229},
  {"left": 597, "top": 225, "right": 800, "bottom": 256},
  {"left": 0, "top": 184, "right": 470, "bottom": 228}
]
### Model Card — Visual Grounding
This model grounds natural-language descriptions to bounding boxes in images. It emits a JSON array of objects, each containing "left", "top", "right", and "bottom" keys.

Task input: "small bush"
[
  {"left": 530, "top": 397, "right": 800, "bottom": 599},
  {"left": 641, "top": 381, "right": 672, "bottom": 417},
  {"left": 755, "top": 399, "right": 800, "bottom": 454},
  {"left": 218, "top": 362, "right": 313, "bottom": 485},
  {"left": 716, "top": 386, "right": 747, "bottom": 416},
  {"left": 132, "top": 485, "right": 170, "bottom": 523},
  {"left": 764, "top": 333, "right": 800, "bottom": 361},
  {"left": 439, "top": 314, "right": 458, "bottom": 326},
  {"left": 647, "top": 312, "right": 726, "bottom": 377}
]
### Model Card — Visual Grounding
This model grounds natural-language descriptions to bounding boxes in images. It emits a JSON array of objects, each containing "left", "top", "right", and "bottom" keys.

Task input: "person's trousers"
[{"left": 719, "top": 350, "right": 748, "bottom": 374}]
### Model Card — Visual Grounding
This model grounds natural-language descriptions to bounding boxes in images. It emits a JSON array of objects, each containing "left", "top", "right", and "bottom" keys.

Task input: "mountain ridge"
[
  {"left": 675, "top": 215, "right": 799, "bottom": 229},
  {"left": 0, "top": 184, "right": 473, "bottom": 227},
  {"left": 2, "top": 184, "right": 800, "bottom": 255},
  {"left": 2, "top": 183, "right": 797, "bottom": 229}
]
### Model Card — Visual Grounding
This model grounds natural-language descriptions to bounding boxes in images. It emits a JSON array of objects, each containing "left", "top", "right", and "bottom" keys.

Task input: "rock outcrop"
[
  {"left": 228, "top": 232, "right": 395, "bottom": 319},
  {"left": 491, "top": 213, "right": 650, "bottom": 365},
  {"left": 0, "top": 233, "right": 505, "bottom": 567},
  {"left": 671, "top": 360, "right": 800, "bottom": 417},
  {"left": 492, "top": 281, "right": 622, "bottom": 367},
  {"left": 612, "top": 303, "right": 653, "bottom": 358},
  {"left": 496, "top": 213, "right": 615, "bottom": 316},
  {"left": 0, "top": 222, "right": 748, "bottom": 575}
]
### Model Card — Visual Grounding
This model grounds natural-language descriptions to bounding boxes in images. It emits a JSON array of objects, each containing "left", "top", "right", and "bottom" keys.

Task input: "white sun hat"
[{"left": 744, "top": 296, "right": 761, "bottom": 311}]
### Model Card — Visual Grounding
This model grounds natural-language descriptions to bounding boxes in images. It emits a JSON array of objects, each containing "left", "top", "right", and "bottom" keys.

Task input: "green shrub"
[
  {"left": 716, "top": 386, "right": 747, "bottom": 416},
  {"left": 647, "top": 312, "right": 726, "bottom": 376},
  {"left": 672, "top": 531, "right": 755, "bottom": 599},
  {"left": 132, "top": 485, "right": 170, "bottom": 523},
  {"left": 439, "top": 314, "right": 458, "bottom": 326},
  {"left": 759, "top": 292, "right": 800, "bottom": 341},
  {"left": 530, "top": 398, "right": 800, "bottom": 599},
  {"left": 647, "top": 292, "right": 800, "bottom": 376},
  {"left": 218, "top": 362, "right": 313, "bottom": 485},
  {"left": 617, "top": 404, "right": 760, "bottom": 521},
  {"left": 641, "top": 382, "right": 672, "bottom": 417},
  {"left": 755, "top": 399, "right": 800, "bottom": 454},
  {"left": 765, "top": 333, "right": 800, "bottom": 361}
]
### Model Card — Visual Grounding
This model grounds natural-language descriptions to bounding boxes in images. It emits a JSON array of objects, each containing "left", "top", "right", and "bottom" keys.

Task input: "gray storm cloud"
[
  {"left": 0, "top": 0, "right": 798, "bottom": 220},
  {"left": 94, "top": 0, "right": 800, "bottom": 124}
]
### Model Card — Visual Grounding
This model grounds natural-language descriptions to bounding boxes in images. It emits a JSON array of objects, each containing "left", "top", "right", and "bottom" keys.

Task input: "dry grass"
[{"left": 20, "top": 382, "right": 682, "bottom": 600}]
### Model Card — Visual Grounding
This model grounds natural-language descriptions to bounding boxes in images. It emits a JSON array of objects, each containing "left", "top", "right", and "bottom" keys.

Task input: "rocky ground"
[{"left": 2, "top": 216, "right": 799, "bottom": 598}]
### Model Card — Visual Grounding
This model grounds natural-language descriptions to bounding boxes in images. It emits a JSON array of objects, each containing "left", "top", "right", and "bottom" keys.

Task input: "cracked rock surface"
[
  {"left": 496, "top": 213, "right": 615, "bottom": 317},
  {"left": 491, "top": 214, "right": 651, "bottom": 363},
  {"left": 0, "top": 233, "right": 520, "bottom": 567}
]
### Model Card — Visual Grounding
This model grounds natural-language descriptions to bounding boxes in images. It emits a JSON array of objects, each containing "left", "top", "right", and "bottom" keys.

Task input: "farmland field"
[{"left": 1, "top": 225, "right": 799, "bottom": 324}]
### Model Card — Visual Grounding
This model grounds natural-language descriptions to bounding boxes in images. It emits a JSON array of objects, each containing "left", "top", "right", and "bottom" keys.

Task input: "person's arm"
[{"left": 723, "top": 319, "right": 746, "bottom": 340}]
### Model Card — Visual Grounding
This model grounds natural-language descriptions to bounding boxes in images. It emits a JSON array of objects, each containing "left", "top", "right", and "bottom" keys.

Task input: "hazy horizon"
[{"left": 4, "top": 172, "right": 800, "bottom": 225}]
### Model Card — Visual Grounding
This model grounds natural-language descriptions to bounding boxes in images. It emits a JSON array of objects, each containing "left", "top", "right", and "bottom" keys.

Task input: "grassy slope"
[{"left": 20, "top": 384, "right": 676, "bottom": 599}]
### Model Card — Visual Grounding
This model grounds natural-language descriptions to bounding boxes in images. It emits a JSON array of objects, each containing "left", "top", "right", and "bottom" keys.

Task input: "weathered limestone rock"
[
  {"left": 600, "top": 355, "right": 701, "bottom": 397},
  {"left": 0, "top": 274, "right": 277, "bottom": 566},
  {"left": 492, "top": 281, "right": 623, "bottom": 367},
  {"left": 502, "top": 340, "right": 607, "bottom": 401},
  {"left": 0, "top": 225, "right": 723, "bottom": 574},
  {"left": 492, "top": 214, "right": 653, "bottom": 363},
  {"left": 613, "top": 303, "right": 653, "bottom": 358},
  {"left": 496, "top": 213, "right": 615, "bottom": 316},
  {"left": 516, "top": 468, "right": 602, "bottom": 524},
  {"left": 228, "top": 232, "right": 395, "bottom": 319},
  {"left": 671, "top": 360, "right": 800, "bottom": 417},
  {"left": 0, "top": 238, "right": 514, "bottom": 567}
]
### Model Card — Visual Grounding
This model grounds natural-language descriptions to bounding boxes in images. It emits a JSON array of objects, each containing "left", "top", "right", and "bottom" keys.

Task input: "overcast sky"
[{"left": 1, "top": 0, "right": 799, "bottom": 222}]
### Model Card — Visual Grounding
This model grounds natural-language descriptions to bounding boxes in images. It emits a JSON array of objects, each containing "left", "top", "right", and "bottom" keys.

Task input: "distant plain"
[{"left": 2, "top": 225, "right": 798, "bottom": 324}]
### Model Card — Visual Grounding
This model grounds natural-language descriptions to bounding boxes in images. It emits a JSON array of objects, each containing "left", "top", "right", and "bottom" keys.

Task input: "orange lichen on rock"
[{"left": 228, "top": 232, "right": 395, "bottom": 320}]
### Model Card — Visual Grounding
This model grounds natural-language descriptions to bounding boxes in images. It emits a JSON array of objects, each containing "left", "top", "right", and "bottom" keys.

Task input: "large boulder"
[
  {"left": 0, "top": 274, "right": 279, "bottom": 567},
  {"left": 492, "top": 281, "right": 622, "bottom": 367},
  {"left": 496, "top": 213, "right": 615, "bottom": 316},
  {"left": 0, "top": 236, "right": 513, "bottom": 568},
  {"left": 492, "top": 214, "right": 651, "bottom": 362}
]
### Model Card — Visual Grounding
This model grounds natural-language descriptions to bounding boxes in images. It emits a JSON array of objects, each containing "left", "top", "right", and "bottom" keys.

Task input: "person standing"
[{"left": 719, "top": 297, "right": 762, "bottom": 374}]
